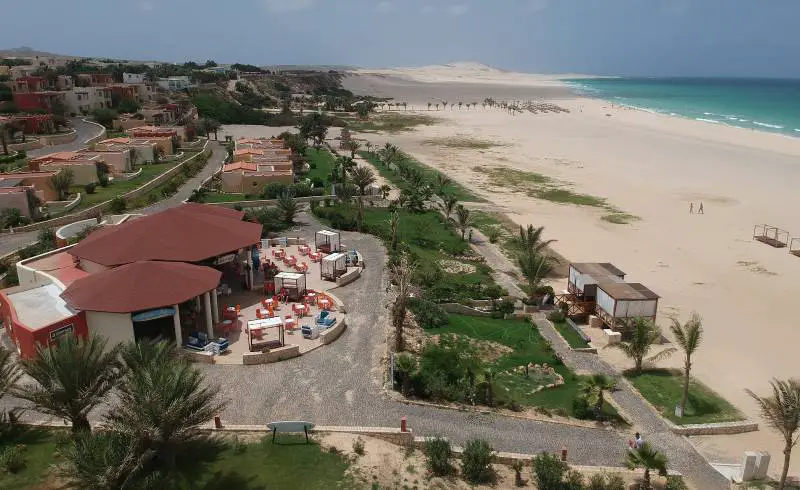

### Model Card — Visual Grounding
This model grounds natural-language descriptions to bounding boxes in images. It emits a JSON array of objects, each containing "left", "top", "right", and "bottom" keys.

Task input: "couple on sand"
[{"left": 689, "top": 202, "right": 704, "bottom": 214}]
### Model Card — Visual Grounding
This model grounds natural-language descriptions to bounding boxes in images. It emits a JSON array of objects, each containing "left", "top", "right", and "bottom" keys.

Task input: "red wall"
[
  {"left": 0, "top": 290, "right": 88, "bottom": 359},
  {"left": 12, "top": 93, "right": 50, "bottom": 112}
]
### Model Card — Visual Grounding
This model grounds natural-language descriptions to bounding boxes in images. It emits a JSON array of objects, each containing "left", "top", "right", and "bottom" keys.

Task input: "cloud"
[
  {"left": 137, "top": 1, "right": 154, "bottom": 12},
  {"left": 420, "top": 4, "right": 436, "bottom": 15},
  {"left": 447, "top": 4, "right": 469, "bottom": 16},
  {"left": 263, "top": 0, "right": 315, "bottom": 12},
  {"left": 375, "top": 1, "right": 396, "bottom": 14}
]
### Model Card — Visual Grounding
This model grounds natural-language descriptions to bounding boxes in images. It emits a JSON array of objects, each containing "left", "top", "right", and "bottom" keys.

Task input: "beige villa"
[
  {"left": 28, "top": 152, "right": 103, "bottom": 185},
  {"left": 95, "top": 137, "right": 158, "bottom": 165}
]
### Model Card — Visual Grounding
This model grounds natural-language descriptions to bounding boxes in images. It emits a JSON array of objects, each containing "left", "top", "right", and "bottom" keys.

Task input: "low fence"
[
  {"left": 39, "top": 130, "right": 76, "bottom": 146},
  {"left": 0, "top": 141, "right": 211, "bottom": 235},
  {"left": 118, "top": 168, "right": 143, "bottom": 181},
  {"left": 242, "top": 344, "right": 300, "bottom": 365},
  {"left": 55, "top": 218, "right": 99, "bottom": 247},
  {"left": 8, "top": 139, "right": 43, "bottom": 151},
  {"left": 319, "top": 318, "right": 347, "bottom": 344},
  {"left": 80, "top": 118, "right": 107, "bottom": 145},
  {"left": 335, "top": 268, "right": 361, "bottom": 287}
]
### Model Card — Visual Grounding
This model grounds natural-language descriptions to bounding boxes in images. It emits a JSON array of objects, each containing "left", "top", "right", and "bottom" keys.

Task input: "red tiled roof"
[
  {"left": 23, "top": 251, "right": 90, "bottom": 287},
  {"left": 61, "top": 261, "right": 221, "bottom": 313},
  {"left": 67, "top": 203, "right": 258, "bottom": 267},
  {"left": 223, "top": 162, "right": 258, "bottom": 172}
]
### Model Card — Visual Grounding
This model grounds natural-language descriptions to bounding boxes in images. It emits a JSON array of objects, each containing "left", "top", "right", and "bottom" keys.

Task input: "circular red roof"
[{"left": 61, "top": 261, "right": 222, "bottom": 313}]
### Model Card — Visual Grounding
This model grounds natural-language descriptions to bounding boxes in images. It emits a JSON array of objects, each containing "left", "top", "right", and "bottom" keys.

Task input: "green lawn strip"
[
  {"left": 470, "top": 211, "right": 524, "bottom": 259},
  {"left": 0, "top": 429, "right": 349, "bottom": 489},
  {"left": 359, "top": 150, "right": 484, "bottom": 203},
  {"left": 433, "top": 315, "right": 618, "bottom": 419},
  {"left": 0, "top": 427, "right": 61, "bottom": 489},
  {"left": 70, "top": 162, "right": 178, "bottom": 209},
  {"left": 304, "top": 147, "right": 336, "bottom": 184},
  {"left": 552, "top": 320, "right": 590, "bottom": 349},
  {"left": 346, "top": 113, "right": 439, "bottom": 133},
  {"left": 625, "top": 369, "right": 744, "bottom": 425},
  {"left": 421, "top": 136, "right": 507, "bottom": 150}
]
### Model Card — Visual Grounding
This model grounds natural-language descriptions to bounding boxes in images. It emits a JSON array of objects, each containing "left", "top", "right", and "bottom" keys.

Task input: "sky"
[{"left": 1, "top": 0, "right": 799, "bottom": 77}]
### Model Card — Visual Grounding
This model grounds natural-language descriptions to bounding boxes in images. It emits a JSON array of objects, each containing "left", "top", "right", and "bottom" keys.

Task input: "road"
[
  {"left": 27, "top": 118, "right": 106, "bottom": 158},
  {"left": 0, "top": 142, "right": 224, "bottom": 257}
]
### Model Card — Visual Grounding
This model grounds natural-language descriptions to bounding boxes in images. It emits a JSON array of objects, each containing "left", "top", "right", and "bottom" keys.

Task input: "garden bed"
[
  {"left": 552, "top": 320, "right": 590, "bottom": 349},
  {"left": 625, "top": 368, "right": 744, "bottom": 425}
]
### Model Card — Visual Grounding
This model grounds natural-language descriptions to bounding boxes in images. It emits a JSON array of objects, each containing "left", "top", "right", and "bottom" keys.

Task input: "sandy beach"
[{"left": 343, "top": 64, "right": 800, "bottom": 474}]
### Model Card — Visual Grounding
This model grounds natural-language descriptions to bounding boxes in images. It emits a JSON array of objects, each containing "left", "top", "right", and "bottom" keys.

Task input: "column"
[
  {"left": 203, "top": 291, "right": 214, "bottom": 338},
  {"left": 173, "top": 304, "right": 182, "bottom": 347},
  {"left": 247, "top": 251, "right": 254, "bottom": 291},
  {"left": 211, "top": 289, "right": 219, "bottom": 324},
  {"left": 195, "top": 296, "right": 201, "bottom": 310}
]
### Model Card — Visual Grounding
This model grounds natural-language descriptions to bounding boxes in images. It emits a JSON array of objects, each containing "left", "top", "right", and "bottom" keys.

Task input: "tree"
[
  {"left": 50, "top": 168, "right": 74, "bottom": 201},
  {"left": 439, "top": 194, "right": 458, "bottom": 219},
  {"left": 350, "top": 165, "right": 376, "bottom": 195},
  {"left": 435, "top": 103, "right": 440, "bottom": 110},
  {"left": 670, "top": 312, "right": 703, "bottom": 417},
  {"left": 92, "top": 108, "right": 118, "bottom": 129},
  {"left": 389, "top": 211, "right": 400, "bottom": 252},
  {"left": 434, "top": 173, "right": 452, "bottom": 196},
  {"left": 0, "top": 208, "right": 26, "bottom": 229},
  {"left": 453, "top": 204, "right": 471, "bottom": 240},
  {"left": 427, "top": 102, "right": 432, "bottom": 111},
  {"left": 478, "top": 368, "right": 498, "bottom": 407},
  {"left": 205, "top": 118, "right": 221, "bottom": 139},
  {"left": 746, "top": 379, "right": 800, "bottom": 490},
  {"left": 0, "top": 346, "right": 20, "bottom": 402},
  {"left": 578, "top": 374, "right": 617, "bottom": 420},
  {"left": 605, "top": 318, "right": 676, "bottom": 374},
  {"left": 128, "top": 147, "right": 139, "bottom": 167},
  {"left": 518, "top": 251, "right": 552, "bottom": 301},
  {"left": 277, "top": 191, "right": 299, "bottom": 224},
  {"left": 0, "top": 118, "right": 12, "bottom": 155},
  {"left": 193, "top": 118, "right": 208, "bottom": 137},
  {"left": 343, "top": 139, "right": 361, "bottom": 158},
  {"left": 394, "top": 353, "right": 417, "bottom": 396},
  {"left": 380, "top": 184, "right": 391, "bottom": 200},
  {"left": 625, "top": 442, "right": 668, "bottom": 490},
  {"left": 514, "top": 224, "right": 555, "bottom": 254},
  {"left": 458, "top": 101, "right": 463, "bottom": 110},
  {"left": 106, "top": 341, "right": 226, "bottom": 471},
  {"left": 402, "top": 102, "right": 407, "bottom": 111},
  {"left": 388, "top": 251, "right": 416, "bottom": 352},
  {"left": 117, "top": 98, "right": 140, "bottom": 114},
  {"left": 14, "top": 335, "right": 122, "bottom": 433},
  {"left": 378, "top": 143, "right": 399, "bottom": 168}
]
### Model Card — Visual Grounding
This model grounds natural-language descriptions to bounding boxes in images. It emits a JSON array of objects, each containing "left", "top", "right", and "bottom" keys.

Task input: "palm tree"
[
  {"left": 0, "top": 119, "right": 10, "bottom": 155},
  {"left": 380, "top": 184, "right": 392, "bottom": 200},
  {"left": 578, "top": 374, "right": 617, "bottom": 420},
  {"left": 0, "top": 346, "right": 20, "bottom": 400},
  {"left": 435, "top": 103, "right": 440, "bottom": 111},
  {"left": 442, "top": 101, "right": 448, "bottom": 110},
  {"left": 746, "top": 379, "right": 800, "bottom": 490},
  {"left": 350, "top": 165, "right": 376, "bottom": 195},
  {"left": 440, "top": 194, "right": 458, "bottom": 219},
  {"left": 453, "top": 204, "right": 471, "bottom": 240},
  {"left": 277, "top": 191, "right": 299, "bottom": 224},
  {"left": 434, "top": 173, "right": 452, "bottom": 196},
  {"left": 605, "top": 318, "right": 676, "bottom": 374},
  {"left": 205, "top": 118, "right": 221, "bottom": 140},
  {"left": 479, "top": 368, "right": 498, "bottom": 407},
  {"left": 394, "top": 353, "right": 417, "bottom": 396},
  {"left": 50, "top": 168, "right": 75, "bottom": 201},
  {"left": 670, "top": 312, "right": 703, "bottom": 417},
  {"left": 106, "top": 341, "right": 226, "bottom": 471},
  {"left": 402, "top": 102, "right": 407, "bottom": 111},
  {"left": 364, "top": 141, "right": 374, "bottom": 155},
  {"left": 343, "top": 139, "right": 362, "bottom": 159},
  {"left": 458, "top": 101, "right": 463, "bottom": 110},
  {"left": 388, "top": 252, "right": 416, "bottom": 352},
  {"left": 14, "top": 335, "right": 122, "bottom": 433},
  {"left": 514, "top": 224, "right": 556, "bottom": 254},
  {"left": 389, "top": 211, "right": 400, "bottom": 252},
  {"left": 427, "top": 102, "right": 432, "bottom": 111},
  {"left": 517, "top": 251, "right": 552, "bottom": 301},
  {"left": 625, "top": 442, "right": 668, "bottom": 490},
  {"left": 379, "top": 143, "right": 399, "bottom": 168}
]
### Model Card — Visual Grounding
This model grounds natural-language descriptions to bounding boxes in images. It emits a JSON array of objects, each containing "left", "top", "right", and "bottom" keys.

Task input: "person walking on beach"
[
  {"left": 698, "top": 202, "right": 704, "bottom": 214},
  {"left": 689, "top": 202, "right": 694, "bottom": 214}
]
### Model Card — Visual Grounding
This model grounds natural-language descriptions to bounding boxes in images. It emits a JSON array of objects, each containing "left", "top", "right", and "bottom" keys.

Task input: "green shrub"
[
  {"left": 423, "top": 437, "right": 453, "bottom": 476},
  {"left": 290, "top": 182, "right": 313, "bottom": 198},
  {"left": 84, "top": 182, "right": 96, "bottom": 194},
  {"left": 408, "top": 298, "right": 449, "bottom": 329},
  {"left": 571, "top": 395, "right": 592, "bottom": 420},
  {"left": 486, "top": 226, "right": 502, "bottom": 244},
  {"left": 535, "top": 285, "right": 555, "bottom": 296},
  {"left": 352, "top": 437, "right": 365, "bottom": 456},
  {"left": 490, "top": 298, "right": 516, "bottom": 319},
  {"left": 547, "top": 310, "right": 566, "bottom": 323},
  {"left": 461, "top": 439, "right": 494, "bottom": 484},
  {"left": 262, "top": 182, "right": 288, "bottom": 199},
  {"left": 665, "top": 476, "right": 688, "bottom": 490},
  {"left": 109, "top": 196, "right": 127, "bottom": 214},
  {"left": 564, "top": 469, "right": 585, "bottom": 490},
  {"left": 231, "top": 435, "right": 247, "bottom": 454},
  {"left": 532, "top": 452, "right": 568, "bottom": 490},
  {"left": 1, "top": 444, "right": 27, "bottom": 474},
  {"left": 310, "top": 177, "right": 324, "bottom": 188}
]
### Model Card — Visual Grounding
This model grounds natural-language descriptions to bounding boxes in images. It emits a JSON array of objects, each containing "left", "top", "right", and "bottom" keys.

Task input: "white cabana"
[
  {"left": 274, "top": 271, "right": 306, "bottom": 300},
  {"left": 321, "top": 252, "right": 347, "bottom": 281},
  {"left": 315, "top": 230, "right": 341, "bottom": 253}
]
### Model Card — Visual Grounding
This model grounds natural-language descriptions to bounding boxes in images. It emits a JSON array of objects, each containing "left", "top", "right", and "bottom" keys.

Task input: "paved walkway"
[
  {"left": 467, "top": 227, "right": 525, "bottom": 298},
  {"left": 27, "top": 118, "right": 105, "bottom": 158}
]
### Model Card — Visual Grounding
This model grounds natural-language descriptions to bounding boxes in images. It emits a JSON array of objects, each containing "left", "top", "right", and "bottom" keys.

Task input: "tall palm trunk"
[
  {"left": 643, "top": 468, "right": 651, "bottom": 490},
  {"left": 0, "top": 129, "right": 8, "bottom": 155},
  {"left": 72, "top": 414, "right": 91, "bottom": 433},
  {"left": 594, "top": 392, "right": 604, "bottom": 419},
  {"left": 780, "top": 444, "right": 792, "bottom": 490},
  {"left": 680, "top": 359, "right": 691, "bottom": 415}
]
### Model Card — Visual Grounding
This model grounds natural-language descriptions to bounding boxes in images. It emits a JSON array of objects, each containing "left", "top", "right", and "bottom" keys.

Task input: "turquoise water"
[{"left": 564, "top": 78, "right": 800, "bottom": 138}]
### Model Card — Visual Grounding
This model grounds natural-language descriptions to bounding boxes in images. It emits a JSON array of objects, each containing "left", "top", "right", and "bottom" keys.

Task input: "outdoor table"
[
  {"left": 223, "top": 307, "right": 237, "bottom": 321},
  {"left": 263, "top": 298, "right": 274, "bottom": 308},
  {"left": 218, "top": 319, "right": 235, "bottom": 336},
  {"left": 295, "top": 304, "right": 307, "bottom": 317},
  {"left": 305, "top": 292, "right": 316, "bottom": 302},
  {"left": 319, "top": 298, "right": 330, "bottom": 310},
  {"left": 275, "top": 249, "right": 286, "bottom": 259},
  {"left": 257, "top": 307, "right": 270, "bottom": 318}
]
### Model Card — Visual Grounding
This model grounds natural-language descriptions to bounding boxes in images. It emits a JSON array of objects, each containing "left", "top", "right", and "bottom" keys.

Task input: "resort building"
[
  {"left": 28, "top": 151, "right": 104, "bottom": 185},
  {"left": 64, "top": 86, "right": 113, "bottom": 114},
  {"left": 76, "top": 147, "right": 132, "bottom": 174},
  {"left": 127, "top": 126, "right": 178, "bottom": 156},
  {"left": 220, "top": 162, "right": 293, "bottom": 193},
  {"left": 12, "top": 90, "right": 66, "bottom": 113},
  {"left": 94, "top": 137, "right": 158, "bottom": 164},
  {"left": 0, "top": 204, "right": 262, "bottom": 358},
  {"left": 155, "top": 76, "right": 193, "bottom": 91},
  {"left": 0, "top": 170, "right": 60, "bottom": 202},
  {"left": 0, "top": 186, "right": 39, "bottom": 219},
  {"left": 75, "top": 73, "right": 114, "bottom": 86},
  {"left": 0, "top": 114, "right": 55, "bottom": 135},
  {"left": 122, "top": 72, "right": 146, "bottom": 84}
]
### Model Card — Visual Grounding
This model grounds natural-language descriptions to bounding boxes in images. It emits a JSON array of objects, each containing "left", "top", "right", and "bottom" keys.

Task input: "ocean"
[{"left": 564, "top": 77, "right": 800, "bottom": 138}]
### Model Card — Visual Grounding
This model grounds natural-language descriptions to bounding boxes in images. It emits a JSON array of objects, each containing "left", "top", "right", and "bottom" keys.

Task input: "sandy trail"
[{"left": 343, "top": 66, "right": 800, "bottom": 475}]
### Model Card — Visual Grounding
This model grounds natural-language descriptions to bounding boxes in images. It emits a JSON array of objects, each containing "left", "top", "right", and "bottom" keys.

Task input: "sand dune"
[{"left": 343, "top": 67, "right": 800, "bottom": 474}]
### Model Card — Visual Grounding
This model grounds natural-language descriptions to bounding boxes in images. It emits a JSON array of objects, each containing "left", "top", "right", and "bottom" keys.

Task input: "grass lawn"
[
  {"left": 69, "top": 162, "right": 177, "bottom": 209},
  {"left": 305, "top": 147, "right": 336, "bottom": 184},
  {"left": 433, "top": 315, "right": 618, "bottom": 419},
  {"left": 0, "top": 429, "right": 349, "bottom": 489},
  {"left": 626, "top": 369, "right": 744, "bottom": 425},
  {"left": 359, "top": 150, "right": 484, "bottom": 203},
  {"left": 346, "top": 112, "right": 439, "bottom": 133},
  {"left": 421, "top": 136, "right": 507, "bottom": 150},
  {"left": 552, "top": 320, "right": 590, "bottom": 349}
]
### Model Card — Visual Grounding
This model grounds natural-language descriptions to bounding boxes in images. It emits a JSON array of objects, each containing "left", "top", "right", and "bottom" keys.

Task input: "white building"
[
  {"left": 123, "top": 72, "right": 146, "bottom": 84},
  {"left": 156, "top": 76, "right": 193, "bottom": 91}
]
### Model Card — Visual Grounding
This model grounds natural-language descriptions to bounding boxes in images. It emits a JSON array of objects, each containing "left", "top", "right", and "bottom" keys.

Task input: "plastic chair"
[
  {"left": 256, "top": 309, "right": 264, "bottom": 320},
  {"left": 284, "top": 315, "right": 295, "bottom": 330}
]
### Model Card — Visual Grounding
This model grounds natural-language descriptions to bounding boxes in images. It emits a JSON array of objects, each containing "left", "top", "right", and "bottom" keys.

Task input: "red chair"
[
  {"left": 284, "top": 315, "right": 295, "bottom": 330},
  {"left": 256, "top": 309, "right": 264, "bottom": 320}
]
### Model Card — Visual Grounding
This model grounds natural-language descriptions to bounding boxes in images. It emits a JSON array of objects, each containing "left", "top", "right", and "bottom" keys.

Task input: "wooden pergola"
[
  {"left": 790, "top": 238, "right": 800, "bottom": 258},
  {"left": 315, "top": 230, "right": 341, "bottom": 253}
]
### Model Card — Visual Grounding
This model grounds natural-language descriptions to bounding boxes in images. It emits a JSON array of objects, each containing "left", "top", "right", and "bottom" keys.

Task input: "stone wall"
[
  {"left": 319, "top": 318, "right": 346, "bottom": 344},
  {"left": 182, "top": 350, "right": 215, "bottom": 364},
  {"left": 8, "top": 139, "right": 43, "bottom": 151},
  {"left": 314, "top": 426, "right": 414, "bottom": 446},
  {"left": 39, "top": 130, "right": 77, "bottom": 146},
  {"left": 242, "top": 344, "right": 300, "bottom": 365},
  {"left": 669, "top": 421, "right": 758, "bottom": 436},
  {"left": 441, "top": 303, "right": 492, "bottom": 317}
]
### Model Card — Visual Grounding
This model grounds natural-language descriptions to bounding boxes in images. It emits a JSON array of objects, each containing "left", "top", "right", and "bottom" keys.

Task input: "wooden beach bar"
[
  {"left": 556, "top": 263, "right": 626, "bottom": 319},
  {"left": 594, "top": 282, "right": 660, "bottom": 331}
]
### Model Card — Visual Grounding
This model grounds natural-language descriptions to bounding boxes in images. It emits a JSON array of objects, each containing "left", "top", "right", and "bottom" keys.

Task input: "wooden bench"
[{"left": 267, "top": 420, "right": 315, "bottom": 443}]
